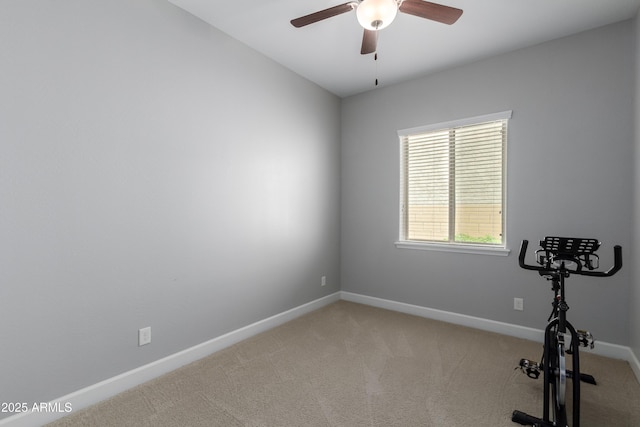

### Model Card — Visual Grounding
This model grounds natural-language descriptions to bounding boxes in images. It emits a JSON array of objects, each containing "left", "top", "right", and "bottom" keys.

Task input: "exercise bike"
[{"left": 512, "top": 237, "right": 622, "bottom": 427}]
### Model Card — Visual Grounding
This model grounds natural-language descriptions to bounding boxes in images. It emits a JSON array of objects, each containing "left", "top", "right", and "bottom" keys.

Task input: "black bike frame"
[{"left": 543, "top": 269, "right": 580, "bottom": 425}]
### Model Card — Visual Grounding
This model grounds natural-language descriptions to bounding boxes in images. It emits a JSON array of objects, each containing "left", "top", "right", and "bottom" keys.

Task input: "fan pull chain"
[{"left": 375, "top": 52, "right": 378, "bottom": 86}]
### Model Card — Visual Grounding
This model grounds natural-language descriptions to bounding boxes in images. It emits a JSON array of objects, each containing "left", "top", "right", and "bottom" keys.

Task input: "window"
[{"left": 396, "top": 111, "right": 511, "bottom": 255}]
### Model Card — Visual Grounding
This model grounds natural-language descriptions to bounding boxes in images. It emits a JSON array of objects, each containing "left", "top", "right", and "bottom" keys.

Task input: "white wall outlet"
[
  {"left": 514, "top": 298, "right": 524, "bottom": 311},
  {"left": 321, "top": 275, "right": 326, "bottom": 287},
  {"left": 138, "top": 326, "right": 151, "bottom": 346}
]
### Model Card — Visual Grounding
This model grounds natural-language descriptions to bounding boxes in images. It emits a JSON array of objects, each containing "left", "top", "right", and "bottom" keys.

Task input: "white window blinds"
[{"left": 399, "top": 111, "right": 510, "bottom": 246}]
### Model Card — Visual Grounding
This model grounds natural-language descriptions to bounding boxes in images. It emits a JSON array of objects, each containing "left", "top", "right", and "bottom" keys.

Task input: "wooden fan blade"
[
  {"left": 291, "top": 2, "right": 357, "bottom": 28},
  {"left": 399, "top": 0, "right": 463, "bottom": 25},
  {"left": 361, "top": 29, "right": 378, "bottom": 55}
]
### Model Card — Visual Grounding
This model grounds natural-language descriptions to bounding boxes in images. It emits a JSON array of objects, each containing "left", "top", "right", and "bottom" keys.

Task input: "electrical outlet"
[
  {"left": 139, "top": 327, "right": 151, "bottom": 346},
  {"left": 321, "top": 275, "right": 327, "bottom": 287},
  {"left": 514, "top": 298, "right": 524, "bottom": 311}
]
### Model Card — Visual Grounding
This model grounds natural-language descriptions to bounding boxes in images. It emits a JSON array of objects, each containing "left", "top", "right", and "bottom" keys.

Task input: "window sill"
[{"left": 395, "top": 241, "right": 511, "bottom": 256}]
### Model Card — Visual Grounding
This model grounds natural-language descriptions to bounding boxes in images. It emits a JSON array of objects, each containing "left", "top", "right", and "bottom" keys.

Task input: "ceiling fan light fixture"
[{"left": 356, "top": 0, "right": 398, "bottom": 31}]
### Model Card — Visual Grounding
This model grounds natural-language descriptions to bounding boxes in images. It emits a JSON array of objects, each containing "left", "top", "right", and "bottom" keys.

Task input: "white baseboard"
[
  {"left": 340, "top": 291, "right": 544, "bottom": 342},
  {"left": 0, "top": 292, "right": 341, "bottom": 427},
  {"left": 340, "top": 291, "right": 640, "bottom": 380}
]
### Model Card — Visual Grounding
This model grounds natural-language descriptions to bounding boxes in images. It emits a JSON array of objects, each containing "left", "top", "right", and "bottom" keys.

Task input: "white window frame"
[{"left": 395, "top": 111, "right": 512, "bottom": 256}]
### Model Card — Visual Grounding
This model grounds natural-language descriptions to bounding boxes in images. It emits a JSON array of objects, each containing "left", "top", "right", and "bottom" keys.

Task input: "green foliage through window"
[{"left": 455, "top": 234, "right": 502, "bottom": 244}]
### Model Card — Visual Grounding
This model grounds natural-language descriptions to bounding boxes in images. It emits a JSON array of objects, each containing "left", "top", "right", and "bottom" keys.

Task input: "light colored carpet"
[{"left": 48, "top": 301, "right": 640, "bottom": 426}]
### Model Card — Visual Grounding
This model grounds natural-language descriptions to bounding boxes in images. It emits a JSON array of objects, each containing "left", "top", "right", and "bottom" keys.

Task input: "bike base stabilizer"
[{"left": 512, "top": 410, "right": 554, "bottom": 427}]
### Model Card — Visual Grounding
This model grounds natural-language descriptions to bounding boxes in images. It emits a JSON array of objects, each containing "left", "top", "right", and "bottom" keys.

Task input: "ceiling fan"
[{"left": 291, "top": 0, "right": 463, "bottom": 55}]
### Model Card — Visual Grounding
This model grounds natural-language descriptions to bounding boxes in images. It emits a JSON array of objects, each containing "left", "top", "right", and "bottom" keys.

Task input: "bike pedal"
[
  {"left": 516, "top": 358, "right": 541, "bottom": 379},
  {"left": 577, "top": 329, "right": 595, "bottom": 349}
]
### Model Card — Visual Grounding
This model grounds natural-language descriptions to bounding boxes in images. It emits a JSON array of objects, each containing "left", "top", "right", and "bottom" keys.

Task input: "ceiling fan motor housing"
[{"left": 356, "top": 0, "right": 399, "bottom": 30}]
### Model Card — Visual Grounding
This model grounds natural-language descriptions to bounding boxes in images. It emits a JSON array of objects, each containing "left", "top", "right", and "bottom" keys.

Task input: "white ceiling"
[{"left": 168, "top": 0, "right": 640, "bottom": 98}]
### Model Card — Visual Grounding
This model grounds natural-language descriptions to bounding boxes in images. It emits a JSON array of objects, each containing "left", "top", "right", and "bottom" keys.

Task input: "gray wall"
[
  {"left": 633, "top": 11, "right": 640, "bottom": 361},
  {"left": 341, "top": 21, "right": 634, "bottom": 345},
  {"left": 0, "top": 0, "right": 341, "bottom": 413}
]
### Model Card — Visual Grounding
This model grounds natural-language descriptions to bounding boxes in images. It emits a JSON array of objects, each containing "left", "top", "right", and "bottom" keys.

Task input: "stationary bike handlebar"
[{"left": 518, "top": 240, "right": 623, "bottom": 277}]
